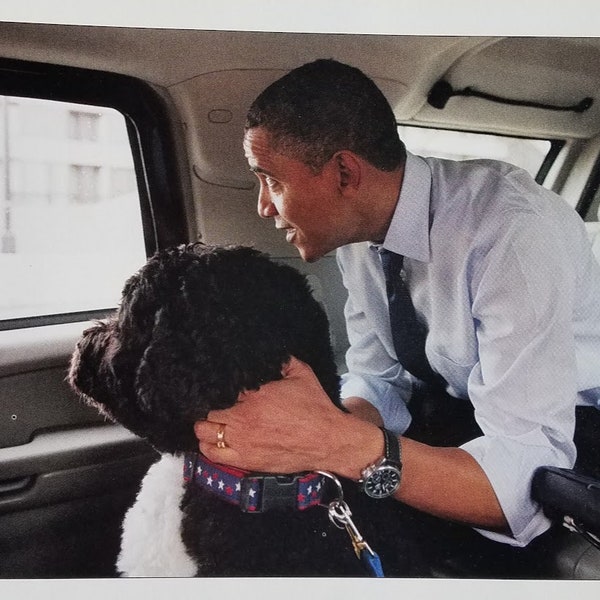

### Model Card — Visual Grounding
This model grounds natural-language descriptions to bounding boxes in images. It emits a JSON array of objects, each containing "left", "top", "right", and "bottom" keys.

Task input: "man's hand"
[
  {"left": 193, "top": 357, "right": 508, "bottom": 531},
  {"left": 193, "top": 357, "right": 383, "bottom": 478}
]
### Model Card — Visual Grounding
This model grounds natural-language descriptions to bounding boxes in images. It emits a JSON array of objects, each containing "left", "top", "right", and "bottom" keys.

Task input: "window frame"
[
  {"left": 577, "top": 152, "right": 600, "bottom": 221},
  {"left": 0, "top": 58, "right": 189, "bottom": 331},
  {"left": 397, "top": 123, "right": 565, "bottom": 185}
]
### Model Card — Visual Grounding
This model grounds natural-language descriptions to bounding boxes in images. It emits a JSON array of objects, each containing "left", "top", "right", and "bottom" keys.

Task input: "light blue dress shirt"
[{"left": 337, "top": 152, "right": 600, "bottom": 547}]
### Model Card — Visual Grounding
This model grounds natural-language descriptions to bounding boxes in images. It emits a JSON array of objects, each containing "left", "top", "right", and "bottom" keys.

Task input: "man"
[{"left": 194, "top": 59, "right": 600, "bottom": 565}]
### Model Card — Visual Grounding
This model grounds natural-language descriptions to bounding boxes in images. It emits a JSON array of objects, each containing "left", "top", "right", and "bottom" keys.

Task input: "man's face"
[{"left": 243, "top": 127, "right": 348, "bottom": 262}]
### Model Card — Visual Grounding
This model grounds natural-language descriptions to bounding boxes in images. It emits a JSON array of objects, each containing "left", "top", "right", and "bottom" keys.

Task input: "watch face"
[{"left": 364, "top": 465, "right": 401, "bottom": 499}]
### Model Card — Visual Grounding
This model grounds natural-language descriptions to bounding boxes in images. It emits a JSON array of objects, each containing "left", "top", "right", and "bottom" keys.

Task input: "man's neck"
[{"left": 361, "top": 163, "right": 404, "bottom": 244}]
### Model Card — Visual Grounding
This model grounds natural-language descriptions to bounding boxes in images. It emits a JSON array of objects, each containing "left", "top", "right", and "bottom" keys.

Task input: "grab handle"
[{"left": 0, "top": 475, "right": 33, "bottom": 495}]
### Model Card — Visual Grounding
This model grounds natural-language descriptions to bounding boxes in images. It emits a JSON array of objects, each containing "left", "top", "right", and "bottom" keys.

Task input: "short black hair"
[{"left": 245, "top": 59, "right": 406, "bottom": 172}]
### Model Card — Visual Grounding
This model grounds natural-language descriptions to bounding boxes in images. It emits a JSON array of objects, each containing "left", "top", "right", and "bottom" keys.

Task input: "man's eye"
[{"left": 265, "top": 176, "right": 278, "bottom": 189}]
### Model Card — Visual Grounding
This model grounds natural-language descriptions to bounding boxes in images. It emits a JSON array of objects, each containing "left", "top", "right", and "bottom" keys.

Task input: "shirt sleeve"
[
  {"left": 462, "top": 212, "right": 578, "bottom": 546},
  {"left": 337, "top": 248, "right": 413, "bottom": 435}
]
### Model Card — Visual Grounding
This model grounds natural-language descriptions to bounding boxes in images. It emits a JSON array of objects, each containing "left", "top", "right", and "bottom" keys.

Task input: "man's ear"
[{"left": 332, "top": 150, "right": 361, "bottom": 194}]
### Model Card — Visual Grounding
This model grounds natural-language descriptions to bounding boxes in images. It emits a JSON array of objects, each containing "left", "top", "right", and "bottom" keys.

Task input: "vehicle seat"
[{"left": 531, "top": 466, "right": 600, "bottom": 578}]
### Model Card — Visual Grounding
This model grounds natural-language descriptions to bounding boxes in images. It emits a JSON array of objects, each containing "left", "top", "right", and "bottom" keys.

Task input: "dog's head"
[{"left": 68, "top": 244, "right": 340, "bottom": 453}]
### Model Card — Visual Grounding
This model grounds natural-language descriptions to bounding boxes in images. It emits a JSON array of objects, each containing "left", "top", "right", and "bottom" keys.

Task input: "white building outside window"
[{"left": 0, "top": 96, "right": 145, "bottom": 321}]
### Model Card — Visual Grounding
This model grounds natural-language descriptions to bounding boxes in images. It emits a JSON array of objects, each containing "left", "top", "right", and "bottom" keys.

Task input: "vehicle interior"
[{"left": 0, "top": 21, "right": 599, "bottom": 579}]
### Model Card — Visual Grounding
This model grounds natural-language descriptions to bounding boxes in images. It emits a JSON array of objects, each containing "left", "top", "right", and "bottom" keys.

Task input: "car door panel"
[{"left": 0, "top": 325, "right": 158, "bottom": 577}]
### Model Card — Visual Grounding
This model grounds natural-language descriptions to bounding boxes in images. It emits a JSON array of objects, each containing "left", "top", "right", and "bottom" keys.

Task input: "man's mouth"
[{"left": 276, "top": 223, "right": 296, "bottom": 243}]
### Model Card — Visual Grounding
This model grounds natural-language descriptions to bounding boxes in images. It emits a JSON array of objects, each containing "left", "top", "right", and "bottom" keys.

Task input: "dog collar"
[{"left": 183, "top": 452, "right": 328, "bottom": 513}]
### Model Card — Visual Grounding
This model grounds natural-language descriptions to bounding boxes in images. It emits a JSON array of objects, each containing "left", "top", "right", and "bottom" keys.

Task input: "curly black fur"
[
  {"left": 69, "top": 244, "right": 340, "bottom": 453},
  {"left": 68, "top": 243, "right": 427, "bottom": 576}
]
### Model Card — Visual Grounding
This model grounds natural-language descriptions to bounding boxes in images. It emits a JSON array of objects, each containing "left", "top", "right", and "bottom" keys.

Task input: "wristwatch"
[{"left": 359, "top": 427, "right": 402, "bottom": 499}]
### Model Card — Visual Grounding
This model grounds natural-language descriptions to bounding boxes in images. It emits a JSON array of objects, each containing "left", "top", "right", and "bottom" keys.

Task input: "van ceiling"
[{"left": 0, "top": 23, "right": 599, "bottom": 140}]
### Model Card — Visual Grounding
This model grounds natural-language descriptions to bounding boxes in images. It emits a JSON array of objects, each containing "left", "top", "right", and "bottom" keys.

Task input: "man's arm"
[
  {"left": 399, "top": 435, "right": 507, "bottom": 531},
  {"left": 342, "top": 396, "right": 507, "bottom": 530},
  {"left": 336, "top": 245, "right": 414, "bottom": 435},
  {"left": 194, "top": 357, "right": 508, "bottom": 531},
  {"left": 342, "top": 396, "right": 383, "bottom": 426}
]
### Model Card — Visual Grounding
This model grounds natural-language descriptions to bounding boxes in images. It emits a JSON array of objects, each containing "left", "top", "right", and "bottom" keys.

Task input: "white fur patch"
[{"left": 117, "top": 454, "right": 197, "bottom": 577}]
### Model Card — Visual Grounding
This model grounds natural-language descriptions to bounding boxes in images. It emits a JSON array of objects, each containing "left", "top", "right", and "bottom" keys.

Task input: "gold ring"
[{"left": 216, "top": 424, "right": 227, "bottom": 449}]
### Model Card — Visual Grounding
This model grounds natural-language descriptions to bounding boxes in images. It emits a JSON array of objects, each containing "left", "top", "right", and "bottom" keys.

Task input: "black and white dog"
[{"left": 68, "top": 244, "right": 423, "bottom": 576}]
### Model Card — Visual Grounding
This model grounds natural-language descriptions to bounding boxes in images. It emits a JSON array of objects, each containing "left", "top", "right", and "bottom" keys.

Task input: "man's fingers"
[
  {"left": 194, "top": 419, "right": 228, "bottom": 444},
  {"left": 195, "top": 419, "right": 240, "bottom": 463},
  {"left": 192, "top": 357, "right": 323, "bottom": 473},
  {"left": 198, "top": 441, "right": 240, "bottom": 466}
]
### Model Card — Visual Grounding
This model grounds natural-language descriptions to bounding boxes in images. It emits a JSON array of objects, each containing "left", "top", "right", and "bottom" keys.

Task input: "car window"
[
  {"left": 398, "top": 125, "right": 553, "bottom": 180},
  {"left": 0, "top": 96, "right": 146, "bottom": 324}
]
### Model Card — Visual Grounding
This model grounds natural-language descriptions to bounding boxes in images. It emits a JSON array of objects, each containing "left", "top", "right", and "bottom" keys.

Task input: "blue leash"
[
  {"left": 361, "top": 545, "right": 385, "bottom": 577},
  {"left": 318, "top": 471, "right": 385, "bottom": 578}
]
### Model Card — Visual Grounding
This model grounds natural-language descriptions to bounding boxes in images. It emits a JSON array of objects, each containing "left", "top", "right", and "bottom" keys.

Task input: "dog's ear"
[{"left": 68, "top": 319, "right": 121, "bottom": 421}]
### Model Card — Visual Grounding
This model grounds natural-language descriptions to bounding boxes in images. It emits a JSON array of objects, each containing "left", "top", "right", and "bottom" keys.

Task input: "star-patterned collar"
[{"left": 184, "top": 452, "right": 328, "bottom": 513}]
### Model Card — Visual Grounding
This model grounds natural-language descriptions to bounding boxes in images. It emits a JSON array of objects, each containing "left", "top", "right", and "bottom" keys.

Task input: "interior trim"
[{"left": 428, "top": 79, "right": 594, "bottom": 114}]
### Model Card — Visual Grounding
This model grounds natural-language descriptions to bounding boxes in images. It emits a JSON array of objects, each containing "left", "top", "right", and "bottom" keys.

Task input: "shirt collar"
[{"left": 381, "top": 152, "right": 432, "bottom": 263}]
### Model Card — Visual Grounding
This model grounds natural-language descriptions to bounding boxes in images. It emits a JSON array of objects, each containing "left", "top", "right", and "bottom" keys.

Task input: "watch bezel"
[
  {"left": 361, "top": 458, "right": 402, "bottom": 499},
  {"left": 359, "top": 428, "right": 403, "bottom": 499}
]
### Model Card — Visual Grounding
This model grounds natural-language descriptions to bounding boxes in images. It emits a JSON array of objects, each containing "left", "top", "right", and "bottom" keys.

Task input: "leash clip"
[{"left": 317, "top": 471, "right": 385, "bottom": 577}]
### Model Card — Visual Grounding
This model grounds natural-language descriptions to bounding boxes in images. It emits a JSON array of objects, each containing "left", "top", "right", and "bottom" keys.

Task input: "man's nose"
[{"left": 257, "top": 186, "right": 278, "bottom": 219}]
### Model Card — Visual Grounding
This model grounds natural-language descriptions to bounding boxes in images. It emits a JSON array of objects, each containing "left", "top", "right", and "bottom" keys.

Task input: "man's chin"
[
  {"left": 285, "top": 232, "right": 331, "bottom": 262},
  {"left": 295, "top": 243, "right": 326, "bottom": 263}
]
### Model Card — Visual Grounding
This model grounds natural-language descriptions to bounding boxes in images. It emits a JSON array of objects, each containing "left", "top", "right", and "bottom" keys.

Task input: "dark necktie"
[{"left": 379, "top": 248, "right": 443, "bottom": 386}]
